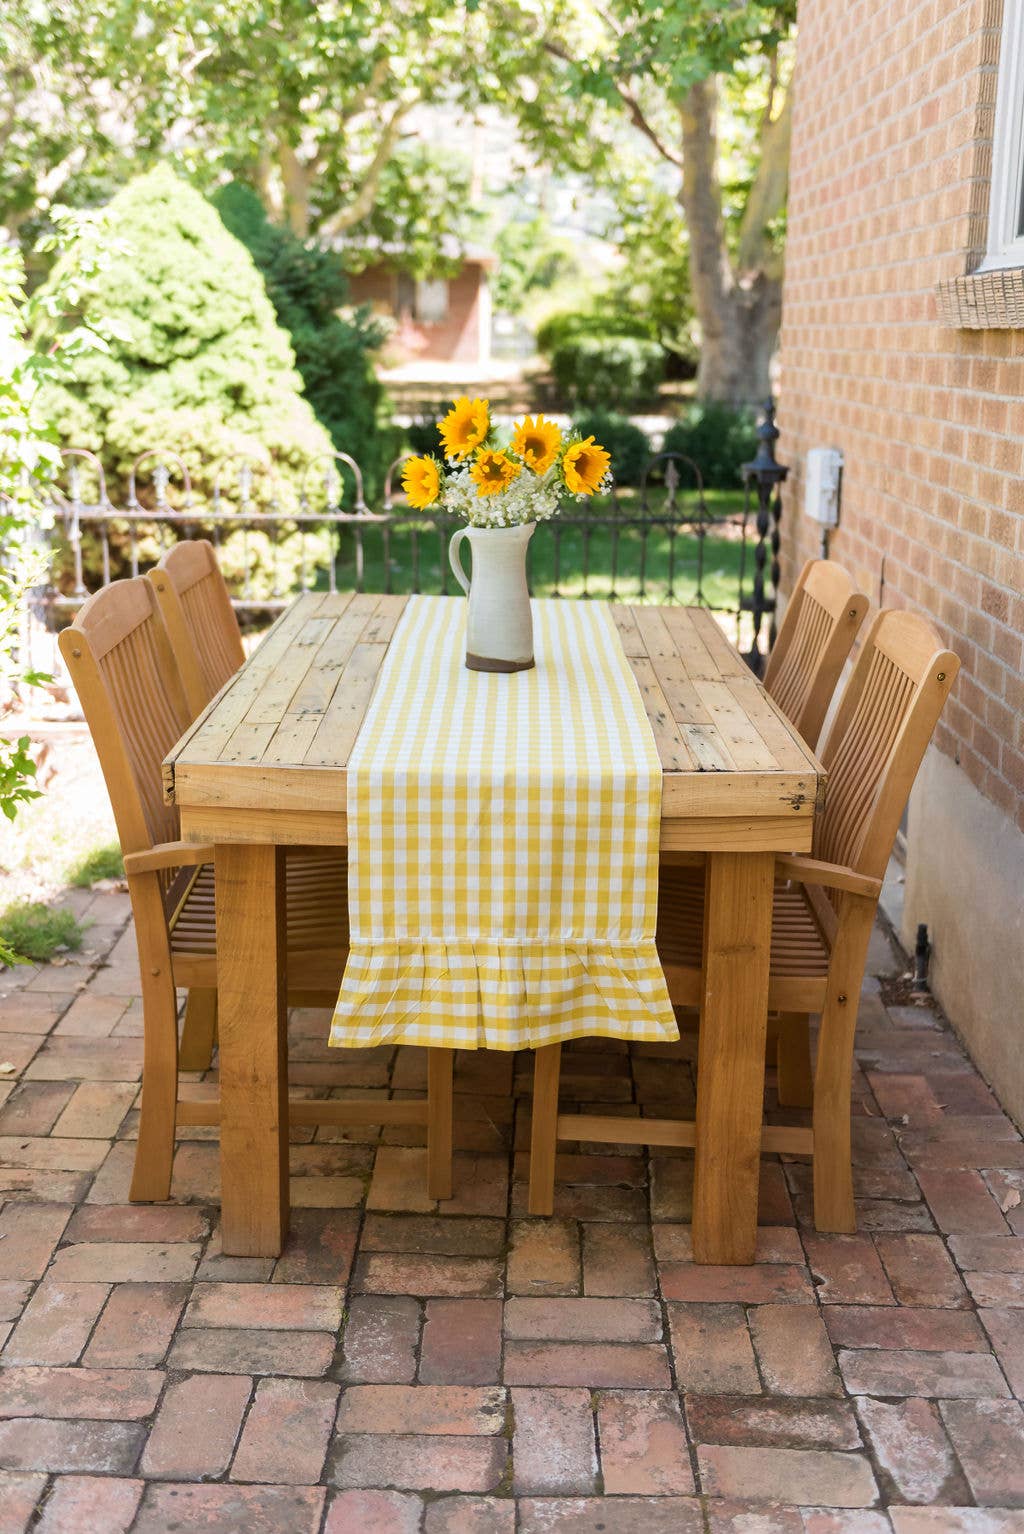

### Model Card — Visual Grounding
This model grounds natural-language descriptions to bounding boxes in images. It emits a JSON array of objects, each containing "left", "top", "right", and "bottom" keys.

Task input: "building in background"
[
  {"left": 778, "top": 0, "right": 1024, "bottom": 1122},
  {"left": 347, "top": 243, "right": 495, "bottom": 369}
]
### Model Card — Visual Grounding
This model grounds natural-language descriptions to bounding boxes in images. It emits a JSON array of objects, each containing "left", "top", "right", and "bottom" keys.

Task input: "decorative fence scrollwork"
[{"left": 34, "top": 401, "right": 788, "bottom": 670}]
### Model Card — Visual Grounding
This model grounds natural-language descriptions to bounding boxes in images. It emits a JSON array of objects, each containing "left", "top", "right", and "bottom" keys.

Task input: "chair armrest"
[
  {"left": 123, "top": 841, "right": 215, "bottom": 876},
  {"left": 775, "top": 854, "right": 882, "bottom": 901}
]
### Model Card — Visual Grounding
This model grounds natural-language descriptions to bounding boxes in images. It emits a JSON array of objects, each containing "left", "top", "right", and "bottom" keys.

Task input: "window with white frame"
[
  {"left": 982, "top": 0, "right": 1024, "bottom": 270},
  {"left": 415, "top": 278, "right": 449, "bottom": 324}
]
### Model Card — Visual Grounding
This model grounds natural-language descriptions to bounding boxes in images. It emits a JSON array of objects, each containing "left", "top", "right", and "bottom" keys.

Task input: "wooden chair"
[
  {"left": 762, "top": 558, "right": 869, "bottom": 748},
  {"left": 147, "top": 539, "right": 245, "bottom": 716},
  {"left": 59, "top": 577, "right": 453, "bottom": 1205},
  {"left": 528, "top": 608, "right": 958, "bottom": 1234}
]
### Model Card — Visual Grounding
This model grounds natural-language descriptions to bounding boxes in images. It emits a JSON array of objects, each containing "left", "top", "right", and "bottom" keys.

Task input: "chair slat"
[
  {"left": 59, "top": 578, "right": 191, "bottom": 873},
  {"left": 816, "top": 609, "right": 956, "bottom": 880},
  {"left": 763, "top": 559, "right": 869, "bottom": 747},
  {"left": 148, "top": 539, "right": 246, "bottom": 717}
]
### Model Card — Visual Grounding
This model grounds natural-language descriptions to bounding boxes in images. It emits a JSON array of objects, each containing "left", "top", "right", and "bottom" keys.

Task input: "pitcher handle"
[{"left": 449, "top": 527, "right": 471, "bottom": 595}]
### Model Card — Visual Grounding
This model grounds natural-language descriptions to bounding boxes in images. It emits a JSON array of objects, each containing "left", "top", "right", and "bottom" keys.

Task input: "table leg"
[
  {"left": 693, "top": 849, "right": 775, "bottom": 1264},
  {"left": 528, "top": 1043, "right": 562, "bottom": 1216},
  {"left": 215, "top": 842, "right": 289, "bottom": 1256}
]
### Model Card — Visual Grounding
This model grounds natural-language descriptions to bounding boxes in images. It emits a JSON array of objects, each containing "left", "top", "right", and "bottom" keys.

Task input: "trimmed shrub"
[
  {"left": 571, "top": 412, "right": 652, "bottom": 488},
  {"left": 535, "top": 307, "right": 654, "bottom": 356},
  {"left": 39, "top": 166, "right": 334, "bottom": 591},
  {"left": 550, "top": 335, "right": 664, "bottom": 412},
  {"left": 660, "top": 402, "right": 760, "bottom": 490},
  {"left": 213, "top": 182, "right": 394, "bottom": 500}
]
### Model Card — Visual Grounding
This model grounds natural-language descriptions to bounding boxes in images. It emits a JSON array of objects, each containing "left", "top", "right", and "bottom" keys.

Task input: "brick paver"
[
  {"left": 0, "top": 892, "right": 1023, "bottom": 1526},
  {"left": 511, "top": 1387, "right": 597, "bottom": 1494},
  {"left": 230, "top": 1377, "right": 340, "bottom": 1485},
  {"left": 140, "top": 1373, "right": 251, "bottom": 1480},
  {"left": 419, "top": 1298, "right": 503, "bottom": 1385},
  {"left": 33, "top": 1474, "right": 144, "bottom": 1534}
]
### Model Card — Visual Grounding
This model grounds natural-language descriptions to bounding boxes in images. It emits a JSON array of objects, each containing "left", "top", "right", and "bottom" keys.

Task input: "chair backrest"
[
  {"left": 814, "top": 607, "right": 959, "bottom": 882},
  {"left": 763, "top": 559, "right": 869, "bottom": 747},
  {"left": 58, "top": 578, "right": 191, "bottom": 871},
  {"left": 147, "top": 540, "right": 244, "bottom": 718}
]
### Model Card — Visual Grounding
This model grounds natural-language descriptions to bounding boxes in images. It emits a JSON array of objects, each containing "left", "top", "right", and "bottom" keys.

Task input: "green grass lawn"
[{"left": 330, "top": 488, "right": 753, "bottom": 614}]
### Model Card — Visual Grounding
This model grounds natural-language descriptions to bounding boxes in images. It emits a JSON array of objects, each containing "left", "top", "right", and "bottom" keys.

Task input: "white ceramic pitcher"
[{"left": 448, "top": 522, "right": 536, "bottom": 672}]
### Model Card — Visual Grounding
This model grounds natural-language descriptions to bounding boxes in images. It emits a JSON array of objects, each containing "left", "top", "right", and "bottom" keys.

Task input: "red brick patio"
[{"left": 1, "top": 886, "right": 1023, "bottom": 1531}]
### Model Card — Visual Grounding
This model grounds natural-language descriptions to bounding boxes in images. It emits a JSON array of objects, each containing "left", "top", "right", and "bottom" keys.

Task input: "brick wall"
[
  {"left": 778, "top": 0, "right": 1024, "bottom": 831},
  {"left": 778, "top": 0, "right": 1024, "bottom": 1124}
]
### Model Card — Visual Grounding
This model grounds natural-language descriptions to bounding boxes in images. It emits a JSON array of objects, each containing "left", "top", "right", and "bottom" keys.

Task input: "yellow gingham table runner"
[{"left": 329, "top": 595, "right": 678, "bottom": 1051}]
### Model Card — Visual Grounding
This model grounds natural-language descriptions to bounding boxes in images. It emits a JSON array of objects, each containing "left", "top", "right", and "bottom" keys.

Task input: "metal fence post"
[{"left": 741, "top": 399, "right": 789, "bottom": 676}]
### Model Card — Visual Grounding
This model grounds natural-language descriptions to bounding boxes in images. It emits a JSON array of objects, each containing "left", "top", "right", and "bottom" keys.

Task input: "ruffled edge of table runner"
[{"left": 331, "top": 936, "right": 677, "bottom": 1049}]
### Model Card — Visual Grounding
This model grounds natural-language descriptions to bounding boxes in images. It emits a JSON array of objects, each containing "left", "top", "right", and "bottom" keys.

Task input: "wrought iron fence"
[{"left": 36, "top": 401, "right": 787, "bottom": 667}]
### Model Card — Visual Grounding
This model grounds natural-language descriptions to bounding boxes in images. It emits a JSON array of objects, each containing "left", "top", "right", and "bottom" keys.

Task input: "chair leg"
[
  {"left": 129, "top": 896, "right": 179, "bottom": 1203},
  {"left": 776, "top": 1012, "right": 814, "bottom": 1108},
  {"left": 812, "top": 897, "right": 875, "bottom": 1234},
  {"left": 812, "top": 996, "right": 856, "bottom": 1232},
  {"left": 427, "top": 1048, "right": 454, "bottom": 1201},
  {"left": 179, "top": 987, "right": 217, "bottom": 1073},
  {"left": 528, "top": 1043, "right": 562, "bottom": 1216}
]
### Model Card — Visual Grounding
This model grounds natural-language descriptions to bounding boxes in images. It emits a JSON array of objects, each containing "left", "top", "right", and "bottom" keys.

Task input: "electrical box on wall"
[{"left": 804, "top": 447, "right": 843, "bottom": 526}]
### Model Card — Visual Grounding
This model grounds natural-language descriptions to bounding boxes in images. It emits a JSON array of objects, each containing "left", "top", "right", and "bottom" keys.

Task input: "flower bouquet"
[{"left": 402, "top": 398, "right": 612, "bottom": 672}]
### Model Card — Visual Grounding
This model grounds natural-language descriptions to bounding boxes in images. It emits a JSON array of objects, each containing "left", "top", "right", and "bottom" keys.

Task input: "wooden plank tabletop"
[{"left": 165, "top": 593, "right": 824, "bottom": 853}]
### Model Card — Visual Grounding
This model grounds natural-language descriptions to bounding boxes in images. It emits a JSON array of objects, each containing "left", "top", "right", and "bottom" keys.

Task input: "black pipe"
[{"left": 910, "top": 923, "right": 931, "bottom": 995}]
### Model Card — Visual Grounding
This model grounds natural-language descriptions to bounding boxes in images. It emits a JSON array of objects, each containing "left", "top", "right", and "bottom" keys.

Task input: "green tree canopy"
[
  {"left": 2, "top": 0, "right": 795, "bottom": 401},
  {"left": 1, "top": 0, "right": 486, "bottom": 252}
]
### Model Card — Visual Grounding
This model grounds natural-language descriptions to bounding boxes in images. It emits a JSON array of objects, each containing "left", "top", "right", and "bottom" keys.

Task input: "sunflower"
[
  {"left": 401, "top": 455, "right": 441, "bottom": 510},
  {"left": 470, "top": 450, "right": 521, "bottom": 497},
  {"left": 510, "top": 414, "right": 562, "bottom": 475},
  {"left": 438, "top": 396, "right": 490, "bottom": 460},
  {"left": 562, "top": 436, "right": 611, "bottom": 496}
]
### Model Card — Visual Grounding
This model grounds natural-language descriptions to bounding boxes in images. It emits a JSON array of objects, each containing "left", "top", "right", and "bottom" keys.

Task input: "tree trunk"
[
  {"left": 694, "top": 274, "right": 781, "bottom": 403},
  {"left": 278, "top": 143, "right": 311, "bottom": 238},
  {"left": 678, "top": 77, "right": 783, "bottom": 405}
]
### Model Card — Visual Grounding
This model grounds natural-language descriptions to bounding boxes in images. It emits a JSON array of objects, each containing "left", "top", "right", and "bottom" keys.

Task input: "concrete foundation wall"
[{"left": 904, "top": 746, "right": 1024, "bottom": 1129}]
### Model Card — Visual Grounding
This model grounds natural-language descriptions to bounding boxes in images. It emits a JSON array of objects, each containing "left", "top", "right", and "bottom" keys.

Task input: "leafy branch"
[{"left": 0, "top": 207, "right": 115, "bottom": 963}]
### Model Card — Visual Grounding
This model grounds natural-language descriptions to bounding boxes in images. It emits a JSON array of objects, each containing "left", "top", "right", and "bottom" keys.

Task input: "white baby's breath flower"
[{"left": 441, "top": 463, "right": 562, "bottom": 529}]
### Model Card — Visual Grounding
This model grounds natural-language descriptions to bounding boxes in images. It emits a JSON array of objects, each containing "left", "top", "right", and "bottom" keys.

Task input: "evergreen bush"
[
  {"left": 39, "top": 166, "right": 335, "bottom": 594},
  {"left": 660, "top": 402, "right": 759, "bottom": 489},
  {"left": 549, "top": 335, "right": 664, "bottom": 411},
  {"left": 535, "top": 307, "right": 654, "bottom": 356},
  {"left": 213, "top": 182, "right": 397, "bottom": 500}
]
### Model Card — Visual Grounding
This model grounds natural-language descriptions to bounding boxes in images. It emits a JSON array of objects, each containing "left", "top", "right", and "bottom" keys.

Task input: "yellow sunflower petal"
[
  {"left": 510, "top": 414, "right": 562, "bottom": 475},
  {"left": 469, "top": 450, "right": 521, "bottom": 497},
  {"left": 438, "top": 396, "right": 490, "bottom": 460},
  {"left": 401, "top": 455, "right": 441, "bottom": 510},
  {"left": 562, "top": 436, "right": 611, "bottom": 496}
]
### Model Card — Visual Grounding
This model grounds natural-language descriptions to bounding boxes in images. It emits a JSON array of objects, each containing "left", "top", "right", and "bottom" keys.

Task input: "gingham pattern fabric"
[{"left": 329, "top": 595, "right": 678, "bottom": 1051}]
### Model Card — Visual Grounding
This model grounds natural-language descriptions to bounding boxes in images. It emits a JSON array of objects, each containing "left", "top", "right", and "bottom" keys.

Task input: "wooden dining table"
[{"left": 163, "top": 591, "right": 825, "bottom": 1262}]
